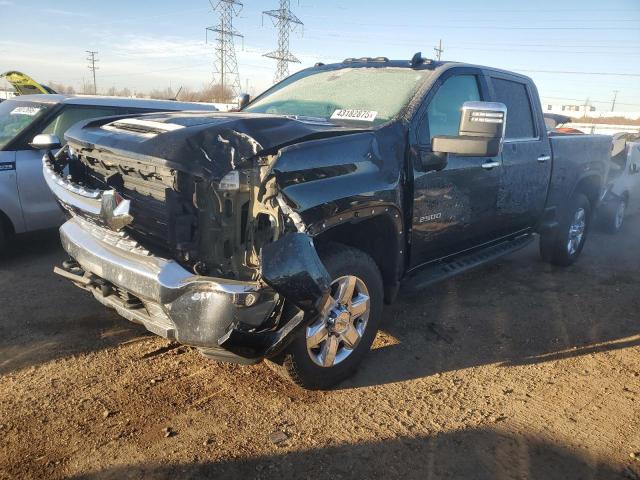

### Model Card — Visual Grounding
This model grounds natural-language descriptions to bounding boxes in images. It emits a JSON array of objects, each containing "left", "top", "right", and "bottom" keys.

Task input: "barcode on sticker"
[
  {"left": 330, "top": 109, "right": 378, "bottom": 122},
  {"left": 10, "top": 106, "right": 41, "bottom": 116}
]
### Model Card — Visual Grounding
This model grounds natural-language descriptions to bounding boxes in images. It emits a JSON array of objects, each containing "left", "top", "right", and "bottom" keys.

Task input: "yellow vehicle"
[{"left": 0, "top": 71, "right": 56, "bottom": 96}]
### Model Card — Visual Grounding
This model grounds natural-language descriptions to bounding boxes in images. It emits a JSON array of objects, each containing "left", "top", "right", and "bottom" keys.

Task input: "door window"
[
  {"left": 426, "top": 75, "right": 480, "bottom": 141},
  {"left": 41, "top": 106, "right": 119, "bottom": 144},
  {"left": 491, "top": 78, "right": 536, "bottom": 140}
]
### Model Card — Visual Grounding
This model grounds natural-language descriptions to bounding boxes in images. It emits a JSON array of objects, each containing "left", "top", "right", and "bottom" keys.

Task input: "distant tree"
[
  {"left": 200, "top": 84, "right": 233, "bottom": 102},
  {"left": 47, "top": 82, "right": 78, "bottom": 95}
]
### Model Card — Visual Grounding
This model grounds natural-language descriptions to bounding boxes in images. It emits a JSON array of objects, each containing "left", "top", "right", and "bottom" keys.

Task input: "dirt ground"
[{"left": 1, "top": 206, "right": 639, "bottom": 480}]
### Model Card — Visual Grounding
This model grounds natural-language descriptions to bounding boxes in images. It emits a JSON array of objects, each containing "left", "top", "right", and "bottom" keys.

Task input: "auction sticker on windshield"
[
  {"left": 331, "top": 109, "right": 378, "bottom": 122},
  {"left": 10, "top": 106, "right": 42, "bottom": 116}
]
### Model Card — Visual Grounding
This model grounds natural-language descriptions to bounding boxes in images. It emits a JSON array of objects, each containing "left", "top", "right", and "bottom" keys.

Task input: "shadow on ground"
[
  {"left": 1, "top": 214, "right": 639, "bottom": 388},
  {"left": 0, "top": 230, "right": 148, "bottom": 374},
  {"left": 340, "top": 214, "right": 640, "bottom": 389},
  {"left": 68, "top": 427, "right": 630, "bottom": 480}
]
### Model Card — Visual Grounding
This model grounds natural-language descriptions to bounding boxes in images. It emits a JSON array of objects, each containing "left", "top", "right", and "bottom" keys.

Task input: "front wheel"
[
  {"left": 540, "top": 193, "right": 591, "bottom": 266},
  {"left": 273, "top": 243, "right": 383, "bottom": 390}
]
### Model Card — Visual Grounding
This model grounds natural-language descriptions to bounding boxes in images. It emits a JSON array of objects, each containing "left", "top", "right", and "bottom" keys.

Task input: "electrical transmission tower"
[
  {"left": 86, "top": 50, "right": 98, "bottom": 95},
  {"left": 263, "top": 0, "right": 303, "bottom": 83},
  {"left": 206, "top": 0, "right": 243, "bottom": 100}
]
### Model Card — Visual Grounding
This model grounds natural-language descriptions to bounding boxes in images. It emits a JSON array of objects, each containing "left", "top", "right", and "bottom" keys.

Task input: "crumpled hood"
[{"left": 65, "top": 111, "right": 369, "bottom": 180}]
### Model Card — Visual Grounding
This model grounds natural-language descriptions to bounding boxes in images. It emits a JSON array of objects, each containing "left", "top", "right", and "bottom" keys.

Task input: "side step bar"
[{"left": 403, "top": 234, "right": 535, "bottom": 292}]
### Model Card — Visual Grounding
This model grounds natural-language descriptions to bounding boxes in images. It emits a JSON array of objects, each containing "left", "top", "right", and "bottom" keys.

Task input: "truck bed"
[{"left": 546, "top": 133, "right": 611, "bottom": 210}]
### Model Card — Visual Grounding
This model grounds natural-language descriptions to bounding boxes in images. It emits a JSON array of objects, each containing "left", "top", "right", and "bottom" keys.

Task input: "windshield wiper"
[{"left": 284, "top": 115, "right": 332, "bottom": 125}]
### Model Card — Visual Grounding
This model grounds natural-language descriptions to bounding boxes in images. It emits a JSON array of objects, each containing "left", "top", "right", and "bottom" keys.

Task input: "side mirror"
[
  {"left": 30, "top": 133, "right": 61, "bottom": 150},
  {"left": 238, "top": 93, "right": 251, "bottom": 110},
  {"left": 432, "top": 101, "right": 507, "bottom": 157}
]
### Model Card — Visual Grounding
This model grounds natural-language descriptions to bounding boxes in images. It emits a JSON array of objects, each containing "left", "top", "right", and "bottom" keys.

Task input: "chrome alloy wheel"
[
  {"left": 568, "top": 207, "right": 586, "bottom": 256},
  {"left": 306, "top": 275, "right": 370, "bottom": 368}
]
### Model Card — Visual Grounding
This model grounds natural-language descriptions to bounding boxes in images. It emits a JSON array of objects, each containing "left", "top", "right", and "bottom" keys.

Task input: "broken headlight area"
[{"left": 61, "top": 142, "right": 289, "bottom": 285}]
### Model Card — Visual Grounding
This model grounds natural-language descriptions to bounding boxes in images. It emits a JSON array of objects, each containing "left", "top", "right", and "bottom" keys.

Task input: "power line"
[
  {"left": 86, "top": 50, "right": 98, "bottom": 95},
  {"left": 447, "top": 46, "right": 640, "bottom": 55},
  {"left": 302, "top": 21, "right": 639, "bottom": 32},
  {"left": 206, "top": 0, "right": 243, "bottom": 99},
  {"left": 514, "top": 69, "right": 640, "bottom": 77},
  {"left": 263, "top": 0, "right": 303, "bottom": 83},
  {"left": 445, "top": 42, "right": 640, "bottom": 49}
]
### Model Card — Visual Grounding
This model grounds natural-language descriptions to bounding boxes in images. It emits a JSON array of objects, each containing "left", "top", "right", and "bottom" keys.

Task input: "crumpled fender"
[
  {"left": 217, "top": 233, "right": 332, "bottom": 359},
  {"left": 260, "top": 233, "right": 331, "bottom": 315},
  {"left": 266, "top": 124, "right": 406, "bottom": 236}
]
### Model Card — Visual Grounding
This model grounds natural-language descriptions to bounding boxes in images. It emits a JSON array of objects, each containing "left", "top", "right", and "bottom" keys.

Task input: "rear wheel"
[
  {"left": 540, "top": 193, "right": 591, "bottom": 266},
  {"left": 600, "top": 197, "right": 626, "bottom": 234},
  {"left": 272, "top": 243, "right": 383, "bottom": 390},
  {"left": 0, "top": 219, "right": 7, "bottom": 257}
]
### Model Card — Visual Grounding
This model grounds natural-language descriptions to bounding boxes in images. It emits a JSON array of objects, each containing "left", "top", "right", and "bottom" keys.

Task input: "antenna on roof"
[{"left": 410, "top": 52, "right": 424, "bottom": 66}]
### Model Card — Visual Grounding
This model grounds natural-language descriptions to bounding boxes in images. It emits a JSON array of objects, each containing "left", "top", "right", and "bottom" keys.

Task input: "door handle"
[
  {"left": 537, "top": 155, "right": 551, "bottom": 163},
  {"left": 481, "top": 161, "right": 500, "bottom": 170}
]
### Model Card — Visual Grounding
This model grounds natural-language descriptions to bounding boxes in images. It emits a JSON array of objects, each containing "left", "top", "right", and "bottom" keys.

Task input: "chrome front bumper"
[
  {"left": 59, "top": 218, "right": 277, "bottom": 355},
  {"left": 45, "top": 155, "right": 277, "bottom": 361}
]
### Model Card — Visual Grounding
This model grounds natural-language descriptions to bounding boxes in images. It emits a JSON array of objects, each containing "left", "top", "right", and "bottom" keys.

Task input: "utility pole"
[
  {"left": 611, "top": 90, "right": 619, "bottom": 112},
  {"left": 86, "top": 50, "right": 98, "bottom": 95},
  {"left": 434, "top": 39, "right": 444, "bottom": 61},
  {"left": 263, "top": 0, "right": 303, "bottom": 83},
  {"left": 582, "top": 97, "right": 590, "bottom": 118},
  {"left": 206, "top": 0, "right": 243, "bottom": 101}
]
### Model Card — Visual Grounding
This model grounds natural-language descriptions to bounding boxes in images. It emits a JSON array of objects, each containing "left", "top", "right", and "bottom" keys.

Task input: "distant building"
[
  {"left": 0, "top": 88, "right": 15, "bottom": 100},
  {"left": 543, "top": 102, "right": 640, "bottom": 121},
  {"left": 544, "top": 103, "right": 596, "bottom": 117}
]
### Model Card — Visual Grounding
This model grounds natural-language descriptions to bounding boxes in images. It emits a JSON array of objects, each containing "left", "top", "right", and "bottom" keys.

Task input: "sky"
[{"left": 0, "top": 0, "right": 639, "bottom": 112}]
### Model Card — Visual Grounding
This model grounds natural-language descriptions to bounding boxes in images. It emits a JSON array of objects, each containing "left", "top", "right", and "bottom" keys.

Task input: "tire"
[
  {"left": 540, "top": 193, "right": 591, "bottom": 267},
  {"left": 0, "top": 220, "right": 7, "bottom": 257},
  {"left": 600, "top": 197, "right": 626, "bottom": 234},
  {"left": 272, "top": 243, "right": 384, "bottom": 390}
]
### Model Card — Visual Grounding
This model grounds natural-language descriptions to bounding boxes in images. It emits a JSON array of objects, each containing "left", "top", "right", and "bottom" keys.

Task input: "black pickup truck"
[{"left": 45, "top": 54, "right": 611, "bottom": 389}]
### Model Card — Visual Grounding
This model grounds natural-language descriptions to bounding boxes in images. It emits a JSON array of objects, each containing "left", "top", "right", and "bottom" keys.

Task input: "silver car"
[
  {"left": 598, "top": 136, "right": 640, "bottom": 233},
  {"left": 0, "top": 95, "right": 216, "bottom": 252}
]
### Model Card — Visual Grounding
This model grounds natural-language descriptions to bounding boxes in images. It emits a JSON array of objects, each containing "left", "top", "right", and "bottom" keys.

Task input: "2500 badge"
[{"left": 418, "top": 212, "right": 442, "bottom": 223}]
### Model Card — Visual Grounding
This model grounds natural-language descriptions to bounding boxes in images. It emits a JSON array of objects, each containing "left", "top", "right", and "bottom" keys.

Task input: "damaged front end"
[{"left": 46, "top": 113, "right": 342, "bottom": 363}]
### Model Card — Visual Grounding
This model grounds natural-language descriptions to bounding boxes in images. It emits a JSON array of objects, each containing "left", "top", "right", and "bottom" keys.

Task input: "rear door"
[
  {"left": 410, "top": 68, "right": 502, "bottom": 266},
  {"left": 489, "top": 74, "right": 552, "bottom": 234},
  {"left": 16, "top": 105, "right": 119, "bottom": 231}
]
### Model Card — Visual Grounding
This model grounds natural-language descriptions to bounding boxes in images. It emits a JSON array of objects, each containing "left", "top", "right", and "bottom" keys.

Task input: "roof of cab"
[
  {"left": 312, "top": 58, "right": 533, "bottom": 83},
  {"left": 9, "top": 94, "right": 218, "bottom": 111}
]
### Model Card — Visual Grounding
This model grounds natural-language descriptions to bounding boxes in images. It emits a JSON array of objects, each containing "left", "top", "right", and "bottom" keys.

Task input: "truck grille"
[{"left": 75, "top": 149, "right": 197, "bottom": 258}]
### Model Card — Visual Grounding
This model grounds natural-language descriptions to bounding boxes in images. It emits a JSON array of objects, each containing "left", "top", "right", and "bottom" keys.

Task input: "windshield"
[
  {"left": 0, "top": 100, "right": 52, "bottom": 150},
  {"left": 245, "top": 67, "right": 431, "bottom": 125}
]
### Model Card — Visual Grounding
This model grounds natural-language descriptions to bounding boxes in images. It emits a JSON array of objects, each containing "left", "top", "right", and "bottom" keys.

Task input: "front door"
[
  {"left": 15, "top": 148, "right": 64, "bottom": 231},
  {"left": 490, "top": 75, "right": 552, "bottom": 234},
  {"left": 410, "top": 72, "right": 501, "bottom": 267},
  {"left": 0, "top": 150, "right": 25, "bottom": 233}
]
